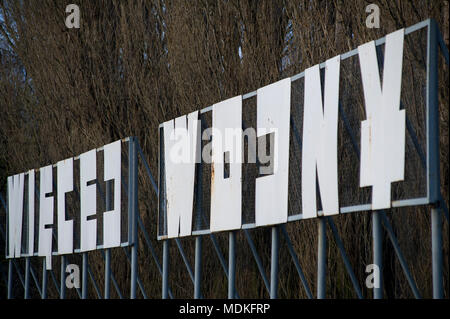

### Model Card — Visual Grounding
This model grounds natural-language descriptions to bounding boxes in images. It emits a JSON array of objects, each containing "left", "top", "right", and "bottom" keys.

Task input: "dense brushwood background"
[{"left": 0, "top": 1, "right": 448, "bottom": 298}]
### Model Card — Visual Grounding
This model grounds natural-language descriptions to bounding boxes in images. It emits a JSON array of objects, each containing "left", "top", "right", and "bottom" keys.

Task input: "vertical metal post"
[
  {"left": 270, "top": 226, "right": 279, "bottom": 299},
  {"left": 372, "top": 211, "right": 383, "bottom": 299},
  {"left": 60, "top": 256, "right": 66, "bottom": 299},
  {"left": 25, "top": 257, "right": 30, "bottom": 299},
  {"left": 129, "top": 137, "right": 139, "bottom": 299},
  {"left": 7, "top": 259, "right": 13, "bottom": 299},
  {"left": 432, "top": 207, "right": 443, "bottom": 298},
  {"left": 228, "top": 231, "right": 236, "bottom": 299},
  {"left": 427, "top": 20, "right": 443, "bottom": 299},
  {"left": 105, "top": 180, "right": 112, "bottom": 299},
  {"left": 162, "top": 239, "right": 169, "bottom": 299},
  {"left": 82, "top": 253, "right": 88, "bottom": 299},
  {"left": 42, "top": 259, "right": 48, "bottom": 299},
  {"left": 194, "top": 235, "right": 202, "bottom": 299},
  {"left": 105, "top": 250, "right": 111, "bottom": 299},
  {"left": 317, "top": 218, "right": 327, "bottom": 299}
]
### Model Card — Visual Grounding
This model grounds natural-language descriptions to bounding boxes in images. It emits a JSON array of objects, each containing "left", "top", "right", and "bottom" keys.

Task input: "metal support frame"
[
  {"left": 427, "top": 19, "right": 444, "bottom": 300},
  {"left": 7, "top": 260, "right": 12, "bottom": 299},
  {"left": 42, "top": 260, "right": 48, "bottom": 299},
  {"left": 87, "top": 262, "right": 102, "bottom": 298},
  {"left": 129, "top": 136, "right": 139, "bottom": 299},
  {"left": 228, "top": 231, "right": 236, "bottom": 299},
  {"left": 243, "top": 229, "right": 270, "bottom": 294},
  {"left": 162, "top": 239, "right": 169, "bottom": 299},
  {"left": 123, "top": 246, "right": 148, "bottom": 298},
  {"left": 82, "top": 253, "right": 88, "bottom": 299},
  {"left": 372, "top": 212, "right": 383, "bottom": 299},
  {"left": 60, "top": 256, "right": 66, "bottom": 299},
  {"left": 280, "top": 225, "right": 313, "bottom": 298},
  {"left": 194, "top": 236, "right": 203, "bottom": 299},
  {"left": 25, "top": 257, "right": 30, "bottom": 299},
  {"left": 380, "top": 212, "right": 421, "bottom": 298},
  {"left": 326, "top": 218, "right": 363, "bottom": 299},
  {"left": 174, "top": 238, "right": 195, "bottom": 284},
  {"left": 104, "top": 250, "right": 111, "bottom": 298},
  {"left": 431, "top": 207, "right": 443, "bottom": 298},
  {"left": 270, "top": 226, "right": 279, "bottom": 299},
  {"left": 317, "top": 218, "right": 327, "bottom": 299}
]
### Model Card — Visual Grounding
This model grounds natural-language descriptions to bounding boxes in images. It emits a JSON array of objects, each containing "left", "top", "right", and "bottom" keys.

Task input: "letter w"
[
  {"left": 7, "top": 174, "right": 25, "bottom": 258},
  {"left": 163, "top": 111, "right": 200, "bottom": 238}
]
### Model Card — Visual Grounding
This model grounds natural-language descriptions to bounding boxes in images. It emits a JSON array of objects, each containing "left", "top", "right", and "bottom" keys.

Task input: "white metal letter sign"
[{"left": 156, "top": 26, "right": 431, "bottom": 239}]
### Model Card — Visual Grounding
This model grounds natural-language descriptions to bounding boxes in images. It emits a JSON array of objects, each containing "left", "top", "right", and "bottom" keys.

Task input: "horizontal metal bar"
[
  {"left": 287, "top": 214, "right": 303, "bottom": 222},
  {"left": 157, "top": 197, "right": 430, "bottom": 240},
  {"left": 340, "top": 204, "right": 372, "bottom": 214},
  {"left": 8, "top": 241, "right": 131, "bottom": 258}
]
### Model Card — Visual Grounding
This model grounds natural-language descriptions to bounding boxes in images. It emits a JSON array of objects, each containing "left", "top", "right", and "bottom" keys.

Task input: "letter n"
[{"left": 302, "top": 56, "right": 340, "bottom": 218}]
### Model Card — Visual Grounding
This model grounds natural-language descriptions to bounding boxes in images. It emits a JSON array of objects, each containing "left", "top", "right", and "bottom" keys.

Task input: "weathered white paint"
[
  {"left": 358, "top": 29, "right": 405, "bottom": 210},
  {"left": 163, "top": 111, "right": 199, "bottom": 238},
  {"left": 210, "top": 95, "right": 242, "bottom": 232},
  {"left": 255, "top": 78, "right": 291, "bottom": 227}
]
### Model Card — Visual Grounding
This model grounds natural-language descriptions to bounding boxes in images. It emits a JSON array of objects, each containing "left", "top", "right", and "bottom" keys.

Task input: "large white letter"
[
  {"left": 302, "top": 56, "right": 340, "bottom": 219},
  {"left": 38, "top": 165, "right": 53, "bottom": 270},
  {"left": 163, "top": 111, "right": 199, "bottom": 238},
  {"left": 26, "top": 170, "right": 35, "bottom": 256},
  {"left": 57, "top": 158, "right": 74, "bottom": 254},
  {"left": 255, "top": 78, "right": 291, "bottom": 227},
  {"left": 210, "top": 96, "right": 242, "bottom": 232},
  {"left": 80, "top": 149, "right": 97, "bottom": 251},
  {"left": 7, "top": 173, "right": 24, "bottom": 258},
  {"left": 103, "top": 140, "right": 121, "bottom": 248},
  {"left": 358, "top": 29, "right": 405, "bottom": 210}
]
